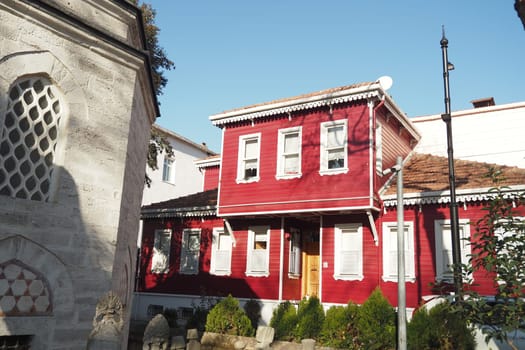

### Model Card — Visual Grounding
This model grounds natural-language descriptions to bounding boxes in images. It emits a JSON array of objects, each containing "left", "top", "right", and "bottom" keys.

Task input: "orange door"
[{"left": 302, "top": 241, "right": 319, "bottom": 297}]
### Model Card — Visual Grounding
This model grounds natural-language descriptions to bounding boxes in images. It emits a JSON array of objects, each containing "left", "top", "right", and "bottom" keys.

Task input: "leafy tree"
[
  {"left": 319, "top": 302, "right": 360, "bottom": 349},
  {"left": 357, "top": 288, "right": 396, "bottom": 350},
  {"left": 205, "top": 295, "right": 254, "bottom": 336},
  {"left": 133, "top": 1, "right": 175, "bottom": 186},
  {"left": 269, "top": 301, "right": 298, "bottom": 341},
  {"left": 455, "top": 168, "right": 525, "bottom": 350},
  {"left": 295, "top": 296, "right": 325, "bottom": 340}
]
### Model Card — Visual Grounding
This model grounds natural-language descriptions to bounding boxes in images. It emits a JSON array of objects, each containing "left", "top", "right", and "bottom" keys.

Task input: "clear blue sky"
[{"left": 147, "top": 1, "right": 524, "bottom": 153}]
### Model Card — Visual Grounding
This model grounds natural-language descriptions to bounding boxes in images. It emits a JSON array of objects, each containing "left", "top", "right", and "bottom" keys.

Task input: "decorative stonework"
[
  {"left": 0, "top": 260, "right": 52, "bottom": 316},
  {"left": 0, "top": 76, "right": 63, "bottom": 201}
]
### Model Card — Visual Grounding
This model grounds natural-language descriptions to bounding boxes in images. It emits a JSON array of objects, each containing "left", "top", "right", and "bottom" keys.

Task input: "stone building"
[{"left": 0, "top": 0, "right": 157, "bottom": 348}]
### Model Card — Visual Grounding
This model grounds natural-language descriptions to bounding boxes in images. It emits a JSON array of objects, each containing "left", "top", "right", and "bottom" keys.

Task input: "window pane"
[
  {"left": 284, "top": 133, "right": 299, "bottom": 153},
  {"left": 188, "top": 233, "right": 200, "bottom": 250},
  {"left": 244, "top": 159, "right": 258, "bottom": 178},
  {"left": 218, "top": 233, "right": 231, "bottom": 251},
  {"left": 244, "top": 138, "right": 258, "bottom": 158},
  {"left": 327, "top": 126, "right": 344, "bottom": 147},
  {"left": 283, "top": 154, "right": 299, "bottom": 173},
  {"left": 327, "top": 149, "right": 344, "bottom": 169}
]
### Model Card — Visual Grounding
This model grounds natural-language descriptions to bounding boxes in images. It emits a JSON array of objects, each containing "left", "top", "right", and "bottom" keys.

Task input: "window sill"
[
  {"left": 210, "top": 270, "right": 231, "bottom": 276},
  {"left": 276, "top": 173, "right": 302, "bottom": 180},
  {"left": 288, "top": 273, "right": 301, "bottom": 279},
  {"left": 179, "top": 270, "right": 198, "bottom": 275},
  {"left": 382, "top": 276, "right": 416, "bottom": 283},
  {"left": 319, "top": 168, "right": 349, "bottom": 176},
  {"left": 245, "top": 271, "right": 269, "bottom": 278},
  {"left": 333, "top": 274, "right": 363, "bottom": 281},
  {"left": 236, "top": 177, "right": 260, "bottom": 184}
]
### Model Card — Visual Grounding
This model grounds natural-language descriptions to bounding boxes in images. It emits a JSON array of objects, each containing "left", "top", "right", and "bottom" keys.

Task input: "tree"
[
  {"left": 134, "top": 1, "right": 175, "bottom": 186},
  {"left": 456, "top": 168, "right": 525, "bottom": 350}
]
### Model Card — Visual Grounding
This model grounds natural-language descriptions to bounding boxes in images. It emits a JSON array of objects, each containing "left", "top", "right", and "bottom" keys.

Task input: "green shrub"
[
  {"left": 357, "top": 289, "right": 396, "bottom": 350},
  {"left": 295, "top": 296, "right": 325, "bottom": 340},
  {"left": 319, "top": 302, "right": 360, "bottom": 349},
  {"left": 205, "top": 295, "right": 254, "bottom": 336},
  {"left": 243, "top": 299, "right": 261, "bottom": 330},
  {"left": 407, "top": 301, "right": 476, "bottom": 350},
  {"left": 269, "top": 301, "right": 298, "bottom": 341}
]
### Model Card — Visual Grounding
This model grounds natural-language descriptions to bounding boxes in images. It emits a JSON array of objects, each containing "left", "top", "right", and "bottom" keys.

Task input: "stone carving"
[{"left": 87, "top": 292, "right": 124, "bottom": 349}]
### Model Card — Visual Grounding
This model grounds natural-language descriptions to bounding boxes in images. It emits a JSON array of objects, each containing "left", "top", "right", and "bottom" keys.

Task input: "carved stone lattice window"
[{"left": 0, "top": 77, "right": 63, "bottom": 201}]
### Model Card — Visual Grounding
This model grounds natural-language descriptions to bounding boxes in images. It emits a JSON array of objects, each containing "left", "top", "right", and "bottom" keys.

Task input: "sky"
[{"left": 146, "top": 1, "right": 524, "bottom": 153}]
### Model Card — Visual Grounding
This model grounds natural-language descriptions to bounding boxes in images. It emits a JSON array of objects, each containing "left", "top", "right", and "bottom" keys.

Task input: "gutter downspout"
[
  {"left": 224, "top": 219, "right": 236, "bottom": 247},
  {"left": 279, "top": 218, "right": 284, "bottom": 302}
]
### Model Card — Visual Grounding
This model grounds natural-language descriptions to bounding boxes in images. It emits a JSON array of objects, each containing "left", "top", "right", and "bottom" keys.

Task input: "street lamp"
[{"left": 440, "top": 27, "right": 463, "bottom": 299}]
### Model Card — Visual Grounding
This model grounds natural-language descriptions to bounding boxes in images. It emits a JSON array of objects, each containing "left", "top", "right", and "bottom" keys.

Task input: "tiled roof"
[
  {"left": 383, "top": 153, "right": 525, "bottom": 197},
  {"left": 141, "top": 188, "right": 218, "bottom": 218}
]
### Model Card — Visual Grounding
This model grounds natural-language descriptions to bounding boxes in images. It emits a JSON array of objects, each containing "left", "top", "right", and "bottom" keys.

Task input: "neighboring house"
[
  {"left": 413, "top": 99, "right": 525, "bottom": 168},
  {"left": 133, "top": 82, "right": 525, "bottom": 325},
  {"left": 0, "top": 1, "right": 156, "bottom": 347},
  {"left": 142, "top": 124, "right": 217, "bottom": 205}
]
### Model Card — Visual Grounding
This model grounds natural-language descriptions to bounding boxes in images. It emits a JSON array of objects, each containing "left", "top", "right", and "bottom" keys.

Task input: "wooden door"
[{"left": 302, "top": 241, "right": 319, "bottom": 297}]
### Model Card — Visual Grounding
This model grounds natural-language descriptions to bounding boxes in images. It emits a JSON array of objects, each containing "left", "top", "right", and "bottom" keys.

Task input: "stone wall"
[{"left": 0, "top": 0, "right": 156, "bottom": 348}]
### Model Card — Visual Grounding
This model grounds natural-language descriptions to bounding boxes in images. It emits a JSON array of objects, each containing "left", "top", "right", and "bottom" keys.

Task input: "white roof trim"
[
  {"left": 210, "top": 83, "right": 384, "bottom": 126},
  {"left": 194, "top": 157, "right": 220, "bottom": 168},
  {"left": 141, "top": 206, "right": 216, "bottom": 219},
  {"left": 382, "top": 185, "right": 525, "bottom": 207}
]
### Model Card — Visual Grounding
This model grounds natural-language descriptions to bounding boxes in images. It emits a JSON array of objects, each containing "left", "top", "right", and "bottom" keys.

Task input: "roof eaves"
[{"left": 141, "top": 205, "right": 217, "bottom": 219}]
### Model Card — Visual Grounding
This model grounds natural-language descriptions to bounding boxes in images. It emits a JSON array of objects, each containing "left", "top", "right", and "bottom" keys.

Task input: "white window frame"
[
  {"left": 320, "top": 119, "right": 348, "bottom": 175},
  {"left": 434, "top": 219, "right": 471, "bottom": 282},
  {"left": 246, "top": 226, "right": 270, "bottom": 277},
  {"left": 276, "top": 127, "right": 302, "bottom": 179},
  {"left": 151, "top": 229, "right": 172, "bottom": 274},
  {"left": 288, "top": 228, "right": 301, "bottom": 278},
  {"left": 376, "top": 122, "right": 383, "bottom": 174},
  {"left": 333, "top": 224, "right": 363, "bottom": 281},
  {"left": 210, "top": 227, "right": 232, "bottom": 276},
  {"left": 180, "top": 228, "right": 201, "bottom": 275},
  {"left": 237, "top": 133, "right": 261, "bottom": 183},
  {"left": 162, "top": 156, "right": 175, "bottom": 184},
  {"left": 382, "top": 222, "right": 416, "bottom": 282}
]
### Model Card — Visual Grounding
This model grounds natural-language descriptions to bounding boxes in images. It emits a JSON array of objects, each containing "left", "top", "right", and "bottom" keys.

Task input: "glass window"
[
  {"left": 246, "top": 226, "right": 270, "bottom": 277},
  {"left": 211, "top": 227, "right": 232, "bottom": 276},
  {"left": 180, "top": 229, "right": 201, "bottom": 274},
  {"left": 334, "top": 224, "right": 363, "bottom": 280},
  {"left": 320, "top": 120, "right": 348, "bottom": 175},
  {"left": 151, "top": 229, "right": 172, "bottom": 274},
  {"left": 162, "top": 157, "right": 175, "bottom": 183},
  {"left": 288, "top": 228, "right": 301, "bottom": 277},
  {"left": 382, "top": 222, "right": 415, "bottom": 282},
  {"left": 237, "top": 133, "right": 261, "bottom": 183},
  {"left": 277, "top": 127, "right": 302, "bottom": 179},
  {"left": 434, "top": 219, "right": 471, "bottom": 282}
]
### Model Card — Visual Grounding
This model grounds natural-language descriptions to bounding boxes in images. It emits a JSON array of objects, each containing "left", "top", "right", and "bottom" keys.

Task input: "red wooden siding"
[
  {"left": 218, "top": 102, "right": 374, "bottom": 215},
  {"left": 203, "top": 165, "right": 220, "bottom": 191}
]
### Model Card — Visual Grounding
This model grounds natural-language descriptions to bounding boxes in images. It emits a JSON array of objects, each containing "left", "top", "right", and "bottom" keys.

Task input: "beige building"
[{"left": 0, "top": 0, "right": 156, "bottom": 348}]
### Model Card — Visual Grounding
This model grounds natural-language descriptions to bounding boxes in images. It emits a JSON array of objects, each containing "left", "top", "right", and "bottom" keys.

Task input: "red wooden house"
[{"left": 134, "top": 81, "right": 525, "bottom": 324}]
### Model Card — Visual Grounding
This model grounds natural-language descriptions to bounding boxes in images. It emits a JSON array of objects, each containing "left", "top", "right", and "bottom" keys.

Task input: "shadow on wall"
[{"left": 0, "top": 166, "right": 114, "bottom": 348}]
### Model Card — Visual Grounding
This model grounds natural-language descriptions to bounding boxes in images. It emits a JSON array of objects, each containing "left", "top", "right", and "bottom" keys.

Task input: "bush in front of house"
[
  {"left": 295, "top": 296, "right": 325, "bottom": 340},
  {"left": 205, "top": 294, "right": 254, "bottom": 336},
  {"left": 269, "top": 300, "right": 298, "bottom": 341},
  {"left": 357, "top": 288, "right": 396, "bottom": 350},
  {"left": 407, "top": 300, "right": 476, "bottom": 350},
  {"left": 319, "top": 302, "right": 360, "bottom": 349}
]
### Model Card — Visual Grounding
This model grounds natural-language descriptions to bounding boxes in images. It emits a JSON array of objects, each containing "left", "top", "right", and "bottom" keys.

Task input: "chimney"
[{"left": 470, "top": 97, "right": 495, "bottom": 108}]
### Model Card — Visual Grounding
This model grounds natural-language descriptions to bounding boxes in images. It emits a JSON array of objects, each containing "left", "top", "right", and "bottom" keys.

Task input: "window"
[
  {"left": 210, "top": 227, "right": 232, "bottom": 276},
  {"left": 237, "top": 133, "right": 261, "bottom": 183},
  {"left": 0, "top": 76, "right": 63, "bottom": 201},
  {"left": 288, "top": 228, "right": 301, "bottom": 277},
  {"left": 320, "top": 120, "right": 348, "bottom": 175},
  {"left": 434, "top": 219, "right": 471, "bottom": 282},
  {"left": 151, "top": 229, "right": 172, "bottom": 274},
  {"left": 180, "top": 229, "right": 201, "bottom": 274},
  {"left": 246, "top": 226, "right": 270, "bottom": 277},
  {"left": 382, "top": 222, "right": 415, "bottom": 282},
  {"left": 376, "top": 123, "right": 383, "bottom": 174},
  {"left": 162, "top": 156, "right": 175, "bottom": 184},
  {"left": 334, "top": 224, "right": 363, "bottom": 280},
  {"left": 276, "top": 127, "right": 302, "bottom": 179}
]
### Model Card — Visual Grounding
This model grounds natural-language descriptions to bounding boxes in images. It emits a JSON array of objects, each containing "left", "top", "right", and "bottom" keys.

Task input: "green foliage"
[
  {"left": 269, "top": 301, "right": 298, "bottom": 341},
  {"left": 205, "top": 295, "right": 254, "bottom": 336},
  {"left": 319, "top": 302, "right": 360, "bottom": 349},
  {"left": 243, "top": 299, "right": 261, "bottom": 330},
  {"left": 408, "top": 301, "right": 476, "bottom": 350},
  {"left": 357, "top": 289, "right": 396, "bottom": 350},
  {"left": 454, "top": 168, "right": 525, "bottom": 349},
  {"left": 295, "top": 296, "right": 325, "bottom": 340}
]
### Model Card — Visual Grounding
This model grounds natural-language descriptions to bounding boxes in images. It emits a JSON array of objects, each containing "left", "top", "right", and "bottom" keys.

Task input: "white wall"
[
  {"left": 142, "top": 125, "right": 217, "bottom": 205},
  {"left": 413, "top": 102, "right": 525, "bottom": 169}
]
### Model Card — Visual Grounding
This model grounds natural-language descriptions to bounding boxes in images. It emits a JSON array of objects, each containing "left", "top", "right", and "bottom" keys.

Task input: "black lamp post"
[{"left": 440, "top": 27, "right": 463, "bottom": 299}]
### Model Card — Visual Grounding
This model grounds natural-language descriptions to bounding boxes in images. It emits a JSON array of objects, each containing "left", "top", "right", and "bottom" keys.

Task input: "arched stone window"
[{"left": 0, "top": 76, "right": 63, "bottom": 201}]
